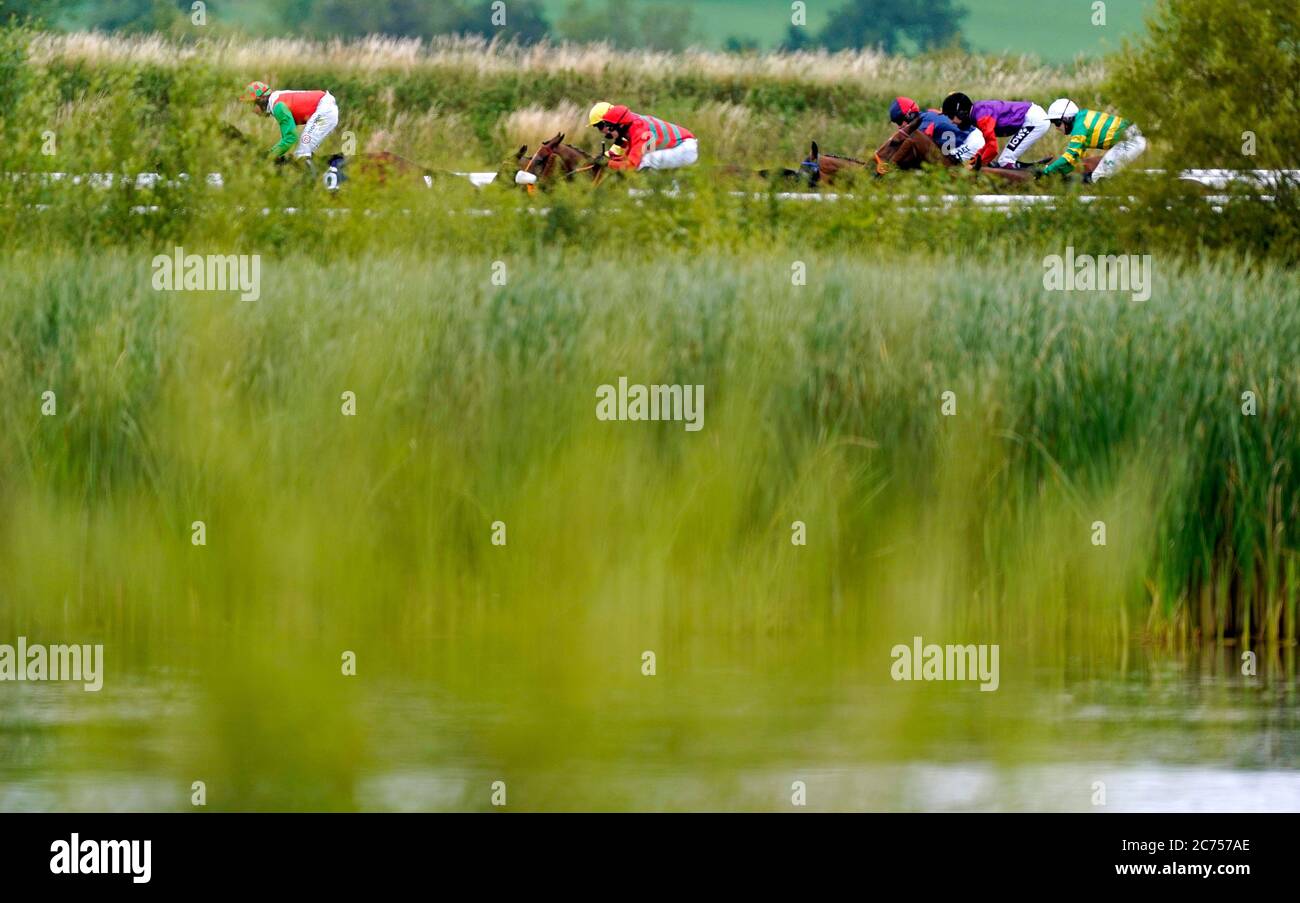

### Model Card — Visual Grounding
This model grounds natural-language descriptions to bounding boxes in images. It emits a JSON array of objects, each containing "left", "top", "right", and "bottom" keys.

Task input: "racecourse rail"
[{"left": 8, "top": 168, "right": 1296, "bottom": 215}]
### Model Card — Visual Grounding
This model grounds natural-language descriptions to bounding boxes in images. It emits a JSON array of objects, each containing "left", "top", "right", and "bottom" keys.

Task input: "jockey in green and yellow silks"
[{"left": 1040, "top": 98, "right": 1148, "bottom": 183}]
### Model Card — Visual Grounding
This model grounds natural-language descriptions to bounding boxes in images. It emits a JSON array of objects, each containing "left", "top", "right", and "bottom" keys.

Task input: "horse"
[
  {"left": 515, "top": 133, "right": 606, "bottom": 190},
  {"left": 325, "top": 151, "right": 434, "bottom": 188}
]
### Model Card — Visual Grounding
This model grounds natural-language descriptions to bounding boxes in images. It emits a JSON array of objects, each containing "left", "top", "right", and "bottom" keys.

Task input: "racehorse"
[
  {"left": 517, "top": 132, "right": 804, "bottom": 189},
  {"left": 515, "top": 133, "right": 606, "bottom": 189},
  {"left": 325, "top": 151, "right": 433, "bottom": 187}
]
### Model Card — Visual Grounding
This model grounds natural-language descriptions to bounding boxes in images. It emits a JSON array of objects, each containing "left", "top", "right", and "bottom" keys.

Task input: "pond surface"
[{"left": 2, "top": 648, "right": 1298, "bottom": 811}]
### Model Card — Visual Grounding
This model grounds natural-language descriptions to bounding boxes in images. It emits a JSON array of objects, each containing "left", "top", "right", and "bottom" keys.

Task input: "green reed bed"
[{"left": 2, "top": 248, "right": 1297, "bottom": 653}]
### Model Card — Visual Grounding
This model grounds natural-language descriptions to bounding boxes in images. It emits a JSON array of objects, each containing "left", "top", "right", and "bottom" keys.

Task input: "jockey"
[
  {"left": 941, "top": 93, "right": 1052, "bottom": 169},
  {"left": 589, "top": 102, "right": 698, "bottom": 171},
  {"left": 889, "top": 97, "right": 985, "bottom": 165},
  {"left": 1040, "top": 99, "right": 1148, "bottom": 183},
  {"left": 241, "top": 81, "right": 340, "bottom": 166}
]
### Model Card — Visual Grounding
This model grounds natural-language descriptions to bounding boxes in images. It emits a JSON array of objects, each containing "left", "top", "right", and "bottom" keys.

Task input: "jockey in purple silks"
[{"left": 941, "top": 93, "right": 1052, "bottom": 169}]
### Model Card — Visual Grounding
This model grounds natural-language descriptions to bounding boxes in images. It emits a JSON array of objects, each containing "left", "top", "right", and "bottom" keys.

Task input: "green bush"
[{"left": 1107, "top": 0, "right": 1300, "bottom": 169}]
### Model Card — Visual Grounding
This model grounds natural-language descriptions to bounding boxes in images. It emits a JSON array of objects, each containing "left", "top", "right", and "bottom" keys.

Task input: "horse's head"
[
  {"left": 516, "top": 133, "right": 599, "bottom": 191},
  {"left": 517, "top": 133, "right": 567, "bottom": 189},
  {"left": 800, "top": 141, "right": 870, "bottom": 187},
  {"left": 221, "top": 122, "right": 252, "bottom": 145}
]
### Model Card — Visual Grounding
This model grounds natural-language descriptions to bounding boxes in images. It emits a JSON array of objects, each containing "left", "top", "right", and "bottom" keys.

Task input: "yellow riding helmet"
[{"left": 588, "top": 102, "right": 613, "bottom": 127}]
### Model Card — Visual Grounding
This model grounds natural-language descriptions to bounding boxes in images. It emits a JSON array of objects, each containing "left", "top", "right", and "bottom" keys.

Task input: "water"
[{"left": 2, "top": 645, "right": 1296, "bottom": 811}]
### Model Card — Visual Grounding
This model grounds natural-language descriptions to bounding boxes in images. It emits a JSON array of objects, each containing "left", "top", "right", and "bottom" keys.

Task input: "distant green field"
[
  {"left": 540, "top": 0, "right": 1154, "bottom": 60},
  {"left": 58, "top": 0, "right": 1154, "bottom": 61}
]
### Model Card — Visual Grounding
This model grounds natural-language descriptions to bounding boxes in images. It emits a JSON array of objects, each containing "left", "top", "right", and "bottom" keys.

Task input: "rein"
[
  {"left": 524, "top": 147, "right": 553, "bottom": 179},
  {"left": 821, "top": 152, "right": 869, "bottom": 165},
  {"left": 524, "top": 143, "right": 601, "bottom": 183}
]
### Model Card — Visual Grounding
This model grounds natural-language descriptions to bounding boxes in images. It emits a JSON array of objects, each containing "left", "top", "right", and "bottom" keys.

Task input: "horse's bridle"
[
  {"left": 524, "top": 143, "right": 609, "bottom": 189},
  {"left": 523, "top": 146, "right": 557, "bottom": 185}
]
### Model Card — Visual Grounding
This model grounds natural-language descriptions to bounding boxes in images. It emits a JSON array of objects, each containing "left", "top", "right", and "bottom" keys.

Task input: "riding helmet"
[
  {"left": 889, "top": 97, "right": 921, "bottom": 125},
  {"left": 941, "top": 92, "right": 973, "bottom": 121},
  {"left": 1046, "top": 98, "right": 1080, "bottom": 125}
]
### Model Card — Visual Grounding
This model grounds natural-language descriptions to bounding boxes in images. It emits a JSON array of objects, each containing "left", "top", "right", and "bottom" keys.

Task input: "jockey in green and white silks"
[{"left": 241, "top": 81, "right": 340, "bottom": 164}]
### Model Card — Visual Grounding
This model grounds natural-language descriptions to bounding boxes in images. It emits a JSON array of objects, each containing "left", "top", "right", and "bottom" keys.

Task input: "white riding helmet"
[{"left": 1046, "top": 98, "right": 1079, "bottom": 123}]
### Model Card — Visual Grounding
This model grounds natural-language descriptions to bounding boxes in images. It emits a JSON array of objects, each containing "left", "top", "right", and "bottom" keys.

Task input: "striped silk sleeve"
[
  {"left": 1044, "top": 134, "right": 1087, "bottom": 175},
  {"left": 1061, "top": 134, "right": 1088, "bottom": 167}
]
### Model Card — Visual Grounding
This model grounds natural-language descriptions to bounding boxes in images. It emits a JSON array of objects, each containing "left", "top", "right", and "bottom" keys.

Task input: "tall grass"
[
  {"left": 5, "top": 30, "right": 1107, "bottom": 169},
  {"left": 2, "top": 249, "right": 1297, "bottom": 645},
  {"left": 28, "top": 32, "right": 1106, "bottom": 91},
  {"left": 3, "top": 246, "right": 1298, "bottom": 809}
]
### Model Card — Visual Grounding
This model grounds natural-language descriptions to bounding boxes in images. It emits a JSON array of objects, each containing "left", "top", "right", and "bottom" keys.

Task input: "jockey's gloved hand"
[{"left": 274, "top": 156, "right": 288, "bottom": 167}]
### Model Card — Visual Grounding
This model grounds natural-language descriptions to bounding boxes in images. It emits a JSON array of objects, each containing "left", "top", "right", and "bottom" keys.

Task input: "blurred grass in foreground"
[{"left": 1, "top": 249, "right": 1298, "bottom": 809}]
